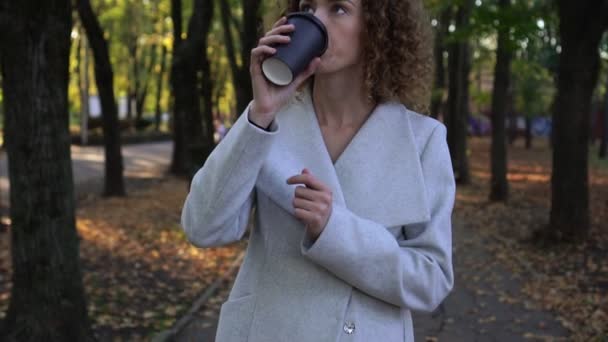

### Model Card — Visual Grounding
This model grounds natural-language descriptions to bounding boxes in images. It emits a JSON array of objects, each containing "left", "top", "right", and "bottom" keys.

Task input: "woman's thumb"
[{"left": 290, "top": 58, "right": 321, "bottom": 90}]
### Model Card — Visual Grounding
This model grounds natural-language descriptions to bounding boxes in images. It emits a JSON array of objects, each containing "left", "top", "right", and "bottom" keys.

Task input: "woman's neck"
[{"left": 311, "top": 64, "right": 375, "bottom": 129}]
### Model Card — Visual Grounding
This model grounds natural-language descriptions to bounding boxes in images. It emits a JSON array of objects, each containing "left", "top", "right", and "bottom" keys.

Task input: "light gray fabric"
[{"left": 181, "top": 88, "right": 455, "bottom": 342}]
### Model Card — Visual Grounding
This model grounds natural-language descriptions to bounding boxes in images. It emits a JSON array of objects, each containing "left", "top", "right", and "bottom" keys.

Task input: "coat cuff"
[
  {"left": 300, "top": 205, "right": 346, "bottom": 257},
  {"left": 246, "top": 105, "right": 278, "bottom": 133}
]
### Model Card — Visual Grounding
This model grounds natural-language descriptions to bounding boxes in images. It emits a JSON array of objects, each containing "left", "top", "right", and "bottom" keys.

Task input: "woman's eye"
[
  {"left": 300, "top": 4, "right": 314, "bottom": 13},
  {"left": 333, "top": 5, "right": 346, "bottom": 14}
]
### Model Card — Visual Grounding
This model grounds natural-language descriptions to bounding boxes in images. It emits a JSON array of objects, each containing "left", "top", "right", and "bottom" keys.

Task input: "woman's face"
[{"left": 297, "top": 0, "right": 364, "bottom": 75}]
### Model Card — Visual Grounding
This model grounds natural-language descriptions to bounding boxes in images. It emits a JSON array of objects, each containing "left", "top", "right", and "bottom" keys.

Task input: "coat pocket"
[{"left": 215, "top": 294, "right": 256, "bottom": 342}]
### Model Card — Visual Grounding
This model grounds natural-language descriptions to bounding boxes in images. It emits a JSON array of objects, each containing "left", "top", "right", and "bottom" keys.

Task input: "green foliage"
[
  {"left": 424, "top": 0, "right": 562, "bottom": 122},
  {"left": 61, "top": 0, "right": 572, "bottom": 124},
  {"left": 470, "top": 0, "right": 546, "bottom": 50},
  {"left": 430, "top": 88, "right": 444, "bottom": 104},
  {"left": 70, "top": 0, "right": 174, "bottom": 117},
  {"left": 425, "top": 0, "right": 560, "bottom": 69},
  {"left": 262, "top": 0, "right": 286, "bottom": 29},
  {"left": 470, "top": 87, "right": 492, "bottom": 111},
  {"left": 514, "top": 2, "right": 560, "bottom": 74},
  {"left": 67, "top": 0, "right": 273, "bottom": 119},
  {"left": 511, "top": 59, "right": 554, "bottom": 118},
  {"left": 590, "top": 145, "right": 608, "bottom": 169}
]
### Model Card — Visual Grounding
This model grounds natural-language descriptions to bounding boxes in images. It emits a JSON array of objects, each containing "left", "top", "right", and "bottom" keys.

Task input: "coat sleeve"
[
  {"left": 300, "top": 123, "right": 455, "bottom": 313},
  {"left": 181, "top": 102, "right": 279, "bottom": 248}
]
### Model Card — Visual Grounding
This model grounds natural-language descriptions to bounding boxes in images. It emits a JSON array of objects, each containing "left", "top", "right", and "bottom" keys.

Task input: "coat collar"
[{"left": 256, "top": 88, "right": 430, "bottom": 227}]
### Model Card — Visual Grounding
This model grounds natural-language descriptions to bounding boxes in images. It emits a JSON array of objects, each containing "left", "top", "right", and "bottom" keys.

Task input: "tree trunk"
[
  {"left": 548, "top": 0, "right": 608, "bottom": 242},
  {"left": 218, "top": 0, "right": 239, "bottom": 115},
  {"left": 589, "top": 96, "right": 600, "bottom": 145},
  {"left": 128, "top": 42, "right": 138, "bottom": 122},
  {"left": 430, "top": 8, "right": 450, "bottom": 120},
  {"left": 155, "top": 45, "right": 167, "bottom": 131},
  {"left": 0, "top": 1, "right": 95, "bottom": 340},
  {"left": 212, "top": 56, "right": 228, "bottom": 117},
  {"left": 0, "top": 75, "right": 2, "bottom": 151},
  {"left": 219, "top": 0, "right": 263, "bottom": 116},
  {"left": 0, "top": 74, "right": 3, "bottom": 147},
  {"left": 489, "top": 0, "right": 512, "bottom": 202},
  {"left": 525, "top": 116, "right": 532, "bottom": 149},
  {"left": 135, "top": 88, "right": 147, "bottom": 128},
  {"left": 170, "top": 0, "right": 215, "bottom": 179},
  {"left": 133, "top": 44, "right": 140, "bottom": 124},
  {"left": 77, "top": 0, "right": 126, "bottom": 197},
  {"left": 189, "top": 0, "right": 215, "bottom": 181},
  {"left": 446, "top": 1, "right": 472, "bottom": 184},
  {"left": 170, "top": 0, "right": 187, "bottom": 175},
  {"left": 135, "top": 45, "right": 158, "bottom": 130},
  {"left": 200, "top": 50, "right": 215, "bottom": 148},
  {"left": 78, "top": 29, "right": 90, "bottom": 145},
  {"left": 599, "top": 73, "right": 608, "bottom": 158},
  {"left": 126, "top": 90, "right": 133, "bottom": 121},
  {"left": 238, "top": 0, "right": 263, "bottom": 114},
  {"left": 548, "top": 98, "right": 556, "bottom": 149},
  {"left": 508, "top": 107, "right": 517, "bottom": 145}
]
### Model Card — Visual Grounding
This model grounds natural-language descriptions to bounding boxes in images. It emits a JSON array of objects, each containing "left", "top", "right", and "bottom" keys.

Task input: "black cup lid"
[{"left": 286, "top": 12, "right": 328, "bottom": 56}]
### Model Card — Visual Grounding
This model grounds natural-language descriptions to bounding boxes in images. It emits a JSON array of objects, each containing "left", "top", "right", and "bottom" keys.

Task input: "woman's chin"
[
  {"left": 313, "top": 58, "right": 355, "bottom": 77},
  {"left": 313, "top": 61, "right": 335, "bottom": 75}
]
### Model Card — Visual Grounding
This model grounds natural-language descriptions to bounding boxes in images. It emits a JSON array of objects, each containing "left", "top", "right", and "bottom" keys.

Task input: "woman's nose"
[{"left": 312, "top": 10, "right": 329, "bottom": 27}]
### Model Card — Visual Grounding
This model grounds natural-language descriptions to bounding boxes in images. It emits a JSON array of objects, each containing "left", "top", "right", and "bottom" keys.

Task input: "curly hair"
[{"left": 283, "top": 0, "right": 434, "bottom": 114}]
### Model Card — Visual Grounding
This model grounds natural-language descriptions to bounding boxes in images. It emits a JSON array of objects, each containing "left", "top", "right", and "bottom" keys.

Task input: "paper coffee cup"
[{"left": 262, "top": 12, "right": 328, "bottom": 86}]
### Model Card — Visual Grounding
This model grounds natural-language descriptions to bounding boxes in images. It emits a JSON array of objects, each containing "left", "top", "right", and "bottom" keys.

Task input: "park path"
[
  {"left": 169, "top": 219, "right": 571, "bottom": 342},
  {"left": 0, "top": 141, "right": 173, "bottom": 210},
  {"left": 0, "top": 142, "right": 573, "bottom": 341}
]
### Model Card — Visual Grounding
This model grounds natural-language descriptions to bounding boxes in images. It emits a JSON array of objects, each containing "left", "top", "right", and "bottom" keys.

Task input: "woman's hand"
[
  {"left": 286, "top": 168, "right": 333, "bottom": 241},
  {"left": 249, "top": 16, "right": 321, "bottom": 127}
]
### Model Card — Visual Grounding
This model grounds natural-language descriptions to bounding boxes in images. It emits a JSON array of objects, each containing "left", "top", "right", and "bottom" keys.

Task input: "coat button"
[{"left": 343, "top": 321, "right": 355, "bottom": 334}]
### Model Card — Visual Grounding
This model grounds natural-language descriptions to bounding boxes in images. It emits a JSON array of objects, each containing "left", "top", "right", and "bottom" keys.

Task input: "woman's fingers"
[
  {"left": 286, "top": 173, "right": 328, "bottom": 192},
  {"left": 289, "top": 169, "right": 333, "bottom": 233},
  {"left": 265, "top": 23, "right": 295, "bottom": 37},
  {"left": 293, "top": 197, "right": 327, "bottom": 213},
  {"left": 251, "top": 45, "right": 276, "bottom": 56},
  {"left": 250, "top": 26, "right": 293, "bottom": 74},
  {"left": 250, "top": 45, "right": 276, "bottom": 63},
  {"left": 271, "top": 16, "right": 287, "bottom": 29},
  {"left": 294, "top": 208, "right": 319, "bottom": 225},
  {"left": 287, "top": 168, "right": 330, "bottom": 192},
  {"left": 258, "top": 34, "right": 291, "bottom": 47},
  {"left": 294, "top": 188, "right": 330, "bottom": 205},
  {"left": 294, "top": 185, "right": 319, "bottom": 201},
  {"left": 250, "top": 46, "right": 276, "bottom": 80},
  {"left": 289, "top": 57, "right": 321, "bottom": 91},
  {"left": 287, "top": 171, "right": 332, "bottom": 209}
]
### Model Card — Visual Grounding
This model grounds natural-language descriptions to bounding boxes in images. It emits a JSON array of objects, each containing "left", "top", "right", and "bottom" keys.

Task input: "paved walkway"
[
  {"left": 169, "top": 220, "right": 571, "bottom": 341},
  {"left": 0, "top": 141, "right": 173, "bottom": 210},
  {"left": 0, "top": 143, "right": 573, "bottom": 341},
  {"left": 411, "top": 220, "right": 569, "bottom": 341}
]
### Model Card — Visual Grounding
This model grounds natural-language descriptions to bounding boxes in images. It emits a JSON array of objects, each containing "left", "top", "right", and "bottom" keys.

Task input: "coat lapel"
[
  {"left": 256, "top": 88, "right": 430, "bottom": 227},
  {"left": 331, "top": 98, "right": 431, "bottom": 227},
  {"left": 255, "top": 92, "right": 346, "bottom": 216}
]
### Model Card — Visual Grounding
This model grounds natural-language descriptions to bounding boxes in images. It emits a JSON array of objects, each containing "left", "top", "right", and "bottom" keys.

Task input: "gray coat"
[{"left": 181, "top": 89, "right": 455, "bottom": 342}]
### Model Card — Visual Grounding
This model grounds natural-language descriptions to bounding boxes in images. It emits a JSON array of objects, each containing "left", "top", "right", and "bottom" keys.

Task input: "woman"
[{"left": 180, "top": 0, "right": 455, "bottom": 341}]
